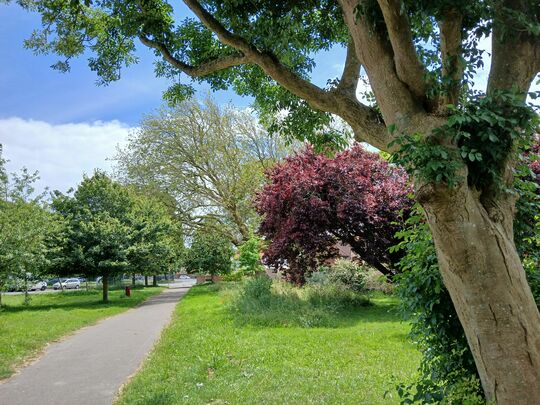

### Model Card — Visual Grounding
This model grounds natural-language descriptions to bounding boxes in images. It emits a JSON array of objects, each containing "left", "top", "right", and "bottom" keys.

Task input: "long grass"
[
  {"left": 0, "top": 287, "right": 163, "bottom": 379},
  {"left": 116, "top": 281, "right": 420, "bottom": 404}
]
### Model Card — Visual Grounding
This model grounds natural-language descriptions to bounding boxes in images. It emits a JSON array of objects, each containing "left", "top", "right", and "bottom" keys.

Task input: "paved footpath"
[{"left": 0, "top": 287, "right": 190, "bottom": 405}]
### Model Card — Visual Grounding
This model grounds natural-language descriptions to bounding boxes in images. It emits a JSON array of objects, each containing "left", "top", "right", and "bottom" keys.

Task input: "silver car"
[
  {"left": 53, "top": 278, "right": 81, "bottom": 290},
  {"left": 30, "top": 281, "right": 47, "bottom": 291}
]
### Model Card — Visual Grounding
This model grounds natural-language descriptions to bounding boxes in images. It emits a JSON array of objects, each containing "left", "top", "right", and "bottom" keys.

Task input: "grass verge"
[
  {"left": 116, "top": 282, "right": 420, "bottom": 404},
  {"left": 0, "top": 287, "right": 163, "bottom": 379}
]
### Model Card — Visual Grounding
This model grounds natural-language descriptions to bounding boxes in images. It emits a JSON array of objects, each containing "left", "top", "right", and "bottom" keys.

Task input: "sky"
[
  {"left": 0, "top": 3, "right": 533, "bottom": 195},
  {"left": 0, "top": 3, "right": 350, "bottom": 194}
]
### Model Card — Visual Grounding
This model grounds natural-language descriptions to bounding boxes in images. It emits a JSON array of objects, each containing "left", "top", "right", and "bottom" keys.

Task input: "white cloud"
[{"left": 0, "top": 117, "right": 133, "bottom": 194}]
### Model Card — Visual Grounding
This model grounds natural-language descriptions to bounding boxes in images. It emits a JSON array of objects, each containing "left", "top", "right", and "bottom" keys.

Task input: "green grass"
[
  {"left": 0, "top": 287, "right": 163, "bottom": 379},
  {"left": 116, "top": 283, "right": 420, "bottom": 404}
]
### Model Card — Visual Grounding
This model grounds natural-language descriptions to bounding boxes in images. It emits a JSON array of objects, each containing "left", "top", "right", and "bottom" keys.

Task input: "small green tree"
[
  {"left": 127, "top": 191, "right": 183, "bottom": 285},
  {"left": 237, "top": 236, "right": 263, "bottom": 276},
  {"left": 0, "top": 154, "right": 58, "bottom": 306},
  {"left": 52, "top": 171, "right": 134, "bottom": 302},
  {"left": 185, "top": 229, "right": 232, "bottom": 277}
]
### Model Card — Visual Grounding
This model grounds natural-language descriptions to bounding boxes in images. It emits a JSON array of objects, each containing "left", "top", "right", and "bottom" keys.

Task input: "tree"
[
  {"left": 256, "top": 144, "right": 411, "bottom": 284},
  {"left": 0, "top": 154, "right": 58, "bottom": 306},
  {"left": 393, "top": 150, "right": 540, "bottom": 401},
  {"left": 127, "top": 191, "right": 183, "bottom": 285},
  {"left": 14, "top": 0, "right": 540, "bottom": 400},
  {"left": 184, "top": 227, "right": 233, "bottom": 276},
  {"left": 115, "top": 97, "right": 289, "bottom": 246},
  {"left": 51, "top": 171, "right": 134, "bottom": 302},
  {"left": 237, "top": 235, "right": 264, "bottom": 276}
]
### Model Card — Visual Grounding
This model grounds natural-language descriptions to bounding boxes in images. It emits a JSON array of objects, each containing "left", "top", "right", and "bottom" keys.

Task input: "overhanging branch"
[
  {"left": 181, "top": 0, "right": 390, "bottom": 149},
  {"left": 139, "top": 35, "right": 249, "bottom": 77}
]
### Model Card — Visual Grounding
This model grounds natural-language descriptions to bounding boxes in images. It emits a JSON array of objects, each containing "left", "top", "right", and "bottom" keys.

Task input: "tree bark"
[
  {"left": 153, "top": 275, "right": 157, "bottom": 287},
  {"left": 102, "top": 274, "right": 109, "bottom": 303},
  {"left": 132, "top": 273, "right": 136, "bottom": 287},
  {"left": 23, "top": 272, "right": 29, "bottom": 306},
  {"left": 144, "top": 275, "right": 148, "bottom": 287},
  {"left": 419, "top": 181, "right": 540, "bottom": 404}
]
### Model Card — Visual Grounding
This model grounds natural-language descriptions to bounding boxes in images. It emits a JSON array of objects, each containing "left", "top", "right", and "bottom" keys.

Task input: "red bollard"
[{"left": 125, "top": 286, "right": 131, "bottom": 297}]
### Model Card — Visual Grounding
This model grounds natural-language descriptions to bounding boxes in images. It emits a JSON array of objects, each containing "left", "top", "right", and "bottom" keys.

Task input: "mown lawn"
[
  {"left": 117, "top": 283, "right": 420, "bottom": 404},
  {"left": 0, "top": 287, "right": 163, "bottom": 379}
]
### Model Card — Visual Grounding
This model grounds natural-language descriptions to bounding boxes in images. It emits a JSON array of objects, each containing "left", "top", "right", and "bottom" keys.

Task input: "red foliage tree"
[
  {"left": 256, "top": 144, "right": 412, "bottom": 284},
  {"left": 532, "top": 138, "right": 540, "bottom": 190}
]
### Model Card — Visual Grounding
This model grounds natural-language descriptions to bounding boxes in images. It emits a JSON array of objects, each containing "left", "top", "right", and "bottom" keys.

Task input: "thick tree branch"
[
  {"left": 487, "top": 0, "right": 540, "bottom": 99},
  {"left": 181, "top": 0, "right": 391, "bottom": 150},
  {"left": 139, "top": 35, "right": 249, "bottom": 77},
  {"left": 376, "top": 0, "right": 427, "bottom": 101},
  {"left": 181, "top": 0, "right": 333, "bottom": 107},
  {"left": 339, "top": 0, "right": 426, "bottom": 136},
  {"left": 336, "top": 39, "right": 362, "bottom": 96},
  {"left": 438, "top": 9, "right": 464, "bottom": 108}
]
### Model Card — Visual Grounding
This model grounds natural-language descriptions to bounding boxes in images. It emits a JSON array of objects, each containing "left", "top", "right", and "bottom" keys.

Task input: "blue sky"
[{"left": 0, "top": 2, "right": 348, "bottom": 193}]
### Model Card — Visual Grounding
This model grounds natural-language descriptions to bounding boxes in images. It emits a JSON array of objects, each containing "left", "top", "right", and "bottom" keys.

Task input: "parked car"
[
  {"left": 53, "top": 278, "right": 81, "bottom": 290},
  {"left": 179, "top": 275, "right": 191, "bottom": 280},
  {"left": 30, "top": 281, "right": 47, "bottom": 291}
]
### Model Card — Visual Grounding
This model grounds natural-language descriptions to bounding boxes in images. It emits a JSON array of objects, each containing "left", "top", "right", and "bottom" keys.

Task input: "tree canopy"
[
  {"left": 51, "top": 171, "right": 134, "bottom": 302},
  {"left": 184, "top": 226, "right": 233, "bottom": 276},
  {"left": 115, "top": 97, "right": 289, "bottom": 245},
  {"left": 0, "top": 155, "right": 58, "bottom": 305},
  {"left": 256, "top": 144, "right": 411, "bottom": 284}
]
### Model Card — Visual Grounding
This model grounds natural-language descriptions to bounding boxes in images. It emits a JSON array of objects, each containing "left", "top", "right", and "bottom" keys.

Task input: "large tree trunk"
[
  {"left": 419, "top": 181, "right": 540, "bottom": 404},
  {"left": 102, "top": 274, "right": 109, "bottom": 303}
]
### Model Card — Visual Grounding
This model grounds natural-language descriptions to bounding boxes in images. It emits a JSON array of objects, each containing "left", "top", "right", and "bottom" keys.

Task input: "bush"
[
  {"left": 185, "top": 230, "right": 233, "bottom": 276},
  {"left": 328, "top": 259, "right": 366, "bottom": 293},
  {"left": 303, "top": 282, "right": 370, "bottom": 309},
  {"left": 230, "top": 277, "right": 370, "bottom": 328},
  {"left": 364, "top": 269, "right": 394, "bottom": 294},
  {"left": 221, "top": 271, "right": 244, "bottom": 282},
  {"left": 308, "top": 259, "right": 367, "bottom": 293},
  {"left": 241, "top": 275, "right": 272, "bottom": 300}
]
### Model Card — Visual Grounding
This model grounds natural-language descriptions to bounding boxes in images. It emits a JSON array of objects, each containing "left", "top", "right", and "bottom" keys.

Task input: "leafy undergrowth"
[
  {"left": 116, "top": 282, "right": 420, "bottom": 404},
  {"left": 0, "top": 287, "right": 163, "bottom": 379},
  {"left": 229, "top": 277, "right": 372, "bottom": 328}
]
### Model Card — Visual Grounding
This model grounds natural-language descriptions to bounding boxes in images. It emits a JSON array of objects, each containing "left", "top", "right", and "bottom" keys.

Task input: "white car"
[
  {"left": 53, "top": 278, "right": 81, "bottom": 290},
  {"left": 30, "top": 281, "right": 47, "bottom": 291}
]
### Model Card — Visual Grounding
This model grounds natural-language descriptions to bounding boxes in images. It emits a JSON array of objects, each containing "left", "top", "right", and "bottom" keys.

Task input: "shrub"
[
  {"left": 230, "top": 277, "right": 370, "bottom": 328},
  {"left": 303, "top": 282, "right": 370, "bottom": 309},
  {"left": 364, "top": 269, "right": 394, "bottom": 294},
  {"left": 221, "top": 271, "right": 244, "bottom": 282},
  {"left": 241, "top": 275, "right": 272, "bottom": 300},
  {"left": 327, "top": 259, "right": 366, "bottom": 293}
]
